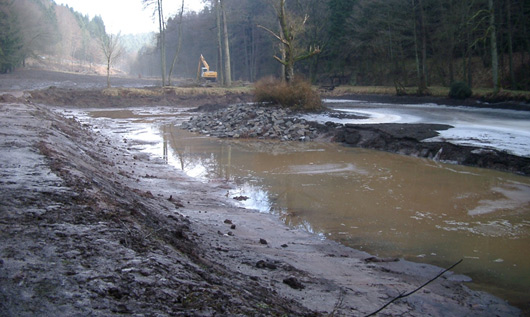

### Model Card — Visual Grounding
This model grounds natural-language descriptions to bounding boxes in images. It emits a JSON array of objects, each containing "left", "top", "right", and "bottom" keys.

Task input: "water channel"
[{"left": 83, "top": 105, "right": 530, "bottom": 311}]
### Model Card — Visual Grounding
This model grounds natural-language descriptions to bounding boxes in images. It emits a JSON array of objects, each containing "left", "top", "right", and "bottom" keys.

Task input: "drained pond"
[{"left": 80, "top": 104, "right": 530, "bottom": 310}]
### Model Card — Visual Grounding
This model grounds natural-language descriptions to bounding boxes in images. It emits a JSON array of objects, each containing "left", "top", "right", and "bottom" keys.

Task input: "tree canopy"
[
  {"left": 132, "top": 0, "right": 530, "bottom": 91},
  {"left": 4, "top": 0, "right": 529, "bottom": 92}
]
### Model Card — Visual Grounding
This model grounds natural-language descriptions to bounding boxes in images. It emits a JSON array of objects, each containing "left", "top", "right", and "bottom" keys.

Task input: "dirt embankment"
[
  {"left": 333, "top": 123, "right": 530, "bottom": 176},
  {"left": 0, "top": 100, "right": 312, "bottom": 315},
  {"left": 0, "top": 76, "right": 522, "bottom": 315}
]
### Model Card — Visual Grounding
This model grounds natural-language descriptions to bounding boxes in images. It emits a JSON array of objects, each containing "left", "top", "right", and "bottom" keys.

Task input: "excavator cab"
[{"left": 197, "top": 55, "right": 217, "bottom": 81}]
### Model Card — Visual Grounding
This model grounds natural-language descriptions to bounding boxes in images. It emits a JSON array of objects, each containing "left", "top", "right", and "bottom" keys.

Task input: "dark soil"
[{"left": 334, "top": 123, "right": 530, "bottom": 176}]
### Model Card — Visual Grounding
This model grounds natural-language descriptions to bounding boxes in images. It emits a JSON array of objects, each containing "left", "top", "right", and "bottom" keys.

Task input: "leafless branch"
[
  {"left": 257, "top": 24, "right": 287, "bottom": 45},
  {"left": 366, "top": 259, "right": 464, "bottom": 317}
]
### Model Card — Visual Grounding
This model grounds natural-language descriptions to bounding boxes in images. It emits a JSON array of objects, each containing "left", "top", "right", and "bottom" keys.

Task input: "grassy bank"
[
  {"left": 325, "top": 85, "right": 530, "bottom": 102},
  {"left": 102, "top": 86, "right": 253, "bottom": 97},
  {"left": 101, "top": 84, "right": 530, "bottom": 104}
]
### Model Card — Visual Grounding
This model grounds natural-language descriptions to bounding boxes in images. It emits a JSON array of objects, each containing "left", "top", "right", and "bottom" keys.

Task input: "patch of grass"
[
  {"left": 102, "top": 86, "right": 252, "bottom": 97},
  {"left": 254, "top": 77, "right": 322, "bottom": 110},
  {"left": 329, "top": 85, "right": 451, "bottom": 97},
  {"left": 324, "top": 84, "right": 530, "bottom": 102}
]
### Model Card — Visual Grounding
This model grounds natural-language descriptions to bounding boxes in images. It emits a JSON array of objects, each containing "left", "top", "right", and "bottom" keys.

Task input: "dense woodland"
[
  {"left": 0, "top": 0, "right": 144, "bottom": 75},
  {"left": 2, "top": 0, "right": 530, "bottom": 91}
]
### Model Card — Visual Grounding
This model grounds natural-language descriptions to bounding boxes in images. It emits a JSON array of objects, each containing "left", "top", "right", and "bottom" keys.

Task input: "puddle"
[{"left": 83, "top": 106, "right": 530, "bottom": 309}]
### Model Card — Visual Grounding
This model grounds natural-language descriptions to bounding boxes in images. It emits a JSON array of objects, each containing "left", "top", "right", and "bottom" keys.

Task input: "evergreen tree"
[
  {"left": 0, "top": 0, "right": 22, "bottom": 73},
  {"left": 325, "top": 0, "right": 356, "bottom": 73}
]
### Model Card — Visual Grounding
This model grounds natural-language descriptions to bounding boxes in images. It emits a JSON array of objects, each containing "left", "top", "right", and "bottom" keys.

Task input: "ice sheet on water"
[
  {"left": 319, "top": 99, "right": 530, "bottom": 157},
  {"left": 467, "top": 182, "right": 530, "bottom": 216},
  {"left": 426, "top": 125, "right": 530, "bottom": 157}
]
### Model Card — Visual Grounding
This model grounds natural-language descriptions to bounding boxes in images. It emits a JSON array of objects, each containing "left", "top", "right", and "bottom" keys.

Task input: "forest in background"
[
  {"left": 0, "top": 0, "right": 148, "bottom": 76},
  {"left": 2, "top": 0, "right": 530, "bottom": 91}
]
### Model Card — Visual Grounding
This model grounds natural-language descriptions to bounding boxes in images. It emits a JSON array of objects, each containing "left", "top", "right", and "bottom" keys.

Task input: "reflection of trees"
[
  {"left": 274, "top": 173, "right": 323, "bottom": 232},
  {"left": 161, "top": 125, "right": 233, "bottom": 180}
]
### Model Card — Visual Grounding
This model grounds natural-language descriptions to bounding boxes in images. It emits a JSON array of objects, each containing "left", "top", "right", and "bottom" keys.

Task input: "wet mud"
[
  {"left": 334, "top": 123, "right": 530, "bottom": 176},
  {"left": 0, "top": 69, "right": 526, "bottom": 315}
]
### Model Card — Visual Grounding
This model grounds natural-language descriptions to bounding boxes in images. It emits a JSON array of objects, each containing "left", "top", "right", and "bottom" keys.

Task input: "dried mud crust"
[{"left": 0, "top": 104, "right": 522, "bottom": 314}]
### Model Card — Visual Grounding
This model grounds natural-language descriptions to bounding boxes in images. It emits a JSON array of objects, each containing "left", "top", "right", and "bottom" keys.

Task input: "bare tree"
[
  {"left": 212, "top": 0, "right": 231, "bottom": 86},
  {"left": 412, "top": 0, "right": 429, "bottom": 95},
  {"left": 488, "top": 0, "right": 499, "bottom": 93},
  {"left": 168, "top": 0, "right": 185, "bottom": 86},
  {"left": 99, "top": 32, "right": 123, "bottom": 88},
  {"left": 220, "top": 0, "right": 231, "bottom": 86},
  {"left": 259, "top": 0, "right": 320, "bottom": 83},
  {"left": 12, "top": 0, "right": 59, "bottom": 66},
  {"left": 143, "top": 0, "right": 167, "bottom": 86},
  {"left": 215, "top": 0, "right": 224, "bottom": 84}
]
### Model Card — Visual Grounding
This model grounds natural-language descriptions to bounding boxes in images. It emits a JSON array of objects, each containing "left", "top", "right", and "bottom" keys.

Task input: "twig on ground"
[
  {"left": 328, "top": 289, "right": 345, "bottom": 316},
  {"left": 366, "top": 259, "right": 463, "bottom": 317}
]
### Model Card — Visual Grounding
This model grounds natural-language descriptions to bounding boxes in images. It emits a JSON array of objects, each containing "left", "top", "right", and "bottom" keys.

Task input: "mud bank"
[
  {"left": 335, "top": 123, "right": 530, "bottom": 176},
  {"left": 182, "top": 101, "right": 530, "bottom": 176},
  {"left": 0, "top": 101, "right": 522, "bottom": 314}
]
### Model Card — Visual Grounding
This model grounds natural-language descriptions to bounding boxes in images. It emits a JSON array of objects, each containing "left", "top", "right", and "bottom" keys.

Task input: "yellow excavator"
[{"left": 197, "top": 54, "right": 217, "bottom": 81}]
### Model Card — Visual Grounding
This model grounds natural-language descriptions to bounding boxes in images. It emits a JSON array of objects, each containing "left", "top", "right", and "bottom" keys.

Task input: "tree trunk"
[
  {"left": 278, "top": 0, "right": 293, "bottom": 83},
  {"left": 489, "top": 0, "right": 499, "bottom": 93},
  {"left": 215, "top": 0, "right": 224, "bottom": 84},
  {"left": 278, "top": 19, "right": 286, "bottom": 82},
  {"left": 412, "top": 0, "right": 421, "bottom": 88},
  {"left": 106, "top": 57, "right": 111, "bottom": 88},
  {"left": 158, "top": 0, "right": 166, "bottom": 86},
  {"left": 465, "top": 2, "right": 473, "bottom": 87},
  {"left": 220, "top": 0, "right": 231, "bottom": 86},
  {"left": 417, "top": 0, "right": 428, "bottom": 95},
  {"left": 259, "top": 0, "right": 319, "bottom": 84},
  {"left": 506, "top": 0, "right": 515, "bottom": 89},
  {"left": 168, "top": 0, "right": 185, "bottom": 86},
  {"left": 519, "top": 1, "right": 530, "bottom": 65}
]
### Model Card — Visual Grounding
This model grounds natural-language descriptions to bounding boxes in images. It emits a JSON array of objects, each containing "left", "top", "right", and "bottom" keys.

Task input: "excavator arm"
[
  {"left": 199, "top": 54, "right": 210, "bottom": 71},
  {"left": 197, "top": 54, "right": 217, "bottom": 81}
]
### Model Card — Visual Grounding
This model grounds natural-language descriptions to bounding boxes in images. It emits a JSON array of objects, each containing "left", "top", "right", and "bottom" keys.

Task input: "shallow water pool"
[{"left": 86, "top": 107, "right": 530, "bottom": 311}]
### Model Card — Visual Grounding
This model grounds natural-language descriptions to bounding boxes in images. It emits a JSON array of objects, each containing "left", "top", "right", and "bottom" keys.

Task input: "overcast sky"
[{"left": 56, "top": 0, "right": 206, "bottom": 34}]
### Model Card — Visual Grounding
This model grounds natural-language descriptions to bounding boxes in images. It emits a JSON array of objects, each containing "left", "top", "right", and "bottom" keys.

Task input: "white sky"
[{"left": 56, "top": 0, "right": 207, "bottom": 34}]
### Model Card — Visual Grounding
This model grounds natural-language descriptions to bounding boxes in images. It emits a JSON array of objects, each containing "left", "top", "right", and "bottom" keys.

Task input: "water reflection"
[
  {"left": 159, "top": 124, "right": 530, "bottom": 309},
  {"left": 86, "top": 108, "right": 530, "bottom": 310}
]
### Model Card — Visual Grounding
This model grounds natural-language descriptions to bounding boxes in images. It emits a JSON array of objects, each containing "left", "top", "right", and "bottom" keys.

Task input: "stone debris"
[{"left": 181, "top": 104, "right": 320, "bottom": 141}]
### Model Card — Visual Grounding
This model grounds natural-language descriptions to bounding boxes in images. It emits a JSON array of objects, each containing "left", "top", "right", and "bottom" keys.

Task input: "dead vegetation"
[{"left": 254, "top": 77, "right": 323, "bottom": 110}]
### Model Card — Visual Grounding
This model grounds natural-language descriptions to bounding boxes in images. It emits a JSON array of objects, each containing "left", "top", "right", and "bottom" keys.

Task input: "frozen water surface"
[{"left": 316, "top": 99, "right": 530, "bottom": 157}]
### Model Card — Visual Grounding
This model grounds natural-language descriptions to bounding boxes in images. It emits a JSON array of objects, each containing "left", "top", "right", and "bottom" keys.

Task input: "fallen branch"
[{"left": 366, "top": 259, "right": 463, "bottom": 317}]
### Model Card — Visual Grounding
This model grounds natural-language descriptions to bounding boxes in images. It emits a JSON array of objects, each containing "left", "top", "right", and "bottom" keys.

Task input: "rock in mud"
[
  {"left": 283, "top": 277, "right": 305, "bottom": 290},
  {"left": 256, "top": 260, "right": 277, "bottom": 270}
]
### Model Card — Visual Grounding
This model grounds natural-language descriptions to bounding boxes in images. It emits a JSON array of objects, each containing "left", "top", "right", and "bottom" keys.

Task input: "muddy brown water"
[{"left": 84, "top": 107, "right": 530, "bottom": 311}]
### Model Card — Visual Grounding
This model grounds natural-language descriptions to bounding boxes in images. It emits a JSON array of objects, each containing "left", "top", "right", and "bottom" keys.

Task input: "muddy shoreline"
[
  {"left": 0, "top": 70, "right": 526, "bottom": 315},
  {"left": 0, "top": 96, "right": 521, "bottom": 316}
]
